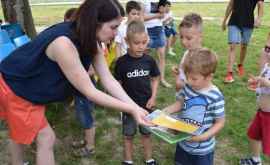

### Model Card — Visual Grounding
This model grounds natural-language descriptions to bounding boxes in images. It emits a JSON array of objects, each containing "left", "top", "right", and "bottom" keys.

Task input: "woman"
[{"left": 0, "top": 0, "right": 151, "bottom": 164}]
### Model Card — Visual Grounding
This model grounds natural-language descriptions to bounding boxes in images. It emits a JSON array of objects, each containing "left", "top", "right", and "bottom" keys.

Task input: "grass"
[{"left": 1, "top": 2, "right": 270, "bottom": 165}]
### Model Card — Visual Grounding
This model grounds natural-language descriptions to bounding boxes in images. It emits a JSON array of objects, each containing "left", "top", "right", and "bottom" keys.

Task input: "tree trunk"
[{"left": 1, "top": 0, "right": 37, "bottom": 38}]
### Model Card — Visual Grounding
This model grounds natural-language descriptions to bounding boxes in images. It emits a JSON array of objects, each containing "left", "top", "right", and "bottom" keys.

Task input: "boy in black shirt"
[
  {"left": 114, "top": 20, "right": 160, "bottom": 165},
  {"left": 222, "top": 0, "right": 264, "bottom": 83}
]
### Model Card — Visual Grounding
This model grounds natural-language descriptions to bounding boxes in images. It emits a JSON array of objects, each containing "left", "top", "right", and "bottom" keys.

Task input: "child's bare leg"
[
  {"left": 85, "top": 127, "right": 95, "bottom": 150},
  {"left": 124, "top": 136, "right": 134, "bottom": 161},
  {"left": 171, "top": 35, "right": 177, "bottom": 47},
  {"left": 249, "top": 138, "right": 261, "bottom": 157},
  {"left": 227, "top": 44, "right": 237, "bottom": 72},
  {"left": 141, "top": 134, "right": 152, "bottom": 161},
  {"left": 239, "top": 44, "right": 248, "bottom": 65},
  {"left": 36, "top": 124, "right": 56, "bottom": 165},
  {"left": 9, "top": 140, "right": 24, "bottom": 165},
  {"left": 157, "top": 47, "right": 171, "bottom": 87},
  {"left": 166, "top": 37, "right": 172, "bottom": 51}
]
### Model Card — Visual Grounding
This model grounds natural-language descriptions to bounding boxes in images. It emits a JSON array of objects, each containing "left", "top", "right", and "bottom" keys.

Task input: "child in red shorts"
[{"left": 240, "top": 33, "right": 270, "bottom": 165}]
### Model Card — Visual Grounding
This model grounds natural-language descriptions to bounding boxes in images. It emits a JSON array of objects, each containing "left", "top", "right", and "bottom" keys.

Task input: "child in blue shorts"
[
  {"left": 162, "top": 1, "right": 177, "bottom": 56},
  {"left": 72, "top": 66, "right": 96, "bottom": 157},
  {"left": 222, "top": 0, "right": 264, "bottom": 83}
]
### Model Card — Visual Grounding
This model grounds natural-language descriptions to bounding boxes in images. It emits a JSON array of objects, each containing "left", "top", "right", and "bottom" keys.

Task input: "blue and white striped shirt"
[{"left": 176, "top": 84, "right": 225, "bottom": 155}]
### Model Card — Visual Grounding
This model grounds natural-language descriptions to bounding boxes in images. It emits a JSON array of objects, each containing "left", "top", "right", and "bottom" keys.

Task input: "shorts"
[
  {"left": 147, "top": 26, "right": 166, "bottom": 48},
  {"left": 122, "top": 103, "right": 152, "bottom": 136},
  {"left": 247, "top": 110, "right": 270, "bottom": 156},
  {"left": 175, "top": 145, "right": 214, "bottom": 165},
  {"left": 0, "top": 75, "right": 47, "bottom": 144},
  {"left": 228, "top": 25, "right": 253, "bottom": 45},
  {"left": 164, "top": 26, "right": 177, "bottom": 38},
  {"left": 74, "top": 95, "right": 95, "bottom": 129}
]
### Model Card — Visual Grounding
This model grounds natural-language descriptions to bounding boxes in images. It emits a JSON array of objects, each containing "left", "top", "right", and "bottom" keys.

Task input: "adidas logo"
[{"left": 127, "top": 69, "right": 150, "bottom": 78}]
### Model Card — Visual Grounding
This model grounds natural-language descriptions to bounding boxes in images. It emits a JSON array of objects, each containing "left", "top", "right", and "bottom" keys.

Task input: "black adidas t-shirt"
[
  {"left": 114, "top": 53, "right": 160, "bottom": 104},
  {"left": 228, "top": 0, "right": 264, "bottom": 28}
]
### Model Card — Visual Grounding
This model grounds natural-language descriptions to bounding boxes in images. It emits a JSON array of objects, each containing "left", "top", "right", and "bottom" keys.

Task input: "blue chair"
[
  {"left": 0, "top": 30, "right": 12, "bottom": 44},
  {"left": 1, "top": 23, "right": 24, "bottom": 40},
  {"left": 0, "top": 43, "right": 15, "bottom": 62},
  {"left": 13, "top": 35, "right": 30, "bottom": 47}
]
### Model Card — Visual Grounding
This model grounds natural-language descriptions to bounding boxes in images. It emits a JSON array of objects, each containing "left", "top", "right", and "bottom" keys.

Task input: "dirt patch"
[{"left": 0, "top": 129, "right": 9, "bottom": 165}]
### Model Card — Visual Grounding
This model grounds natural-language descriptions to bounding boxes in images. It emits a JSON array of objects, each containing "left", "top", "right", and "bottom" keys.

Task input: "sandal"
[
  {"left": 71, "top": 140, "right": 86, "bottom": 148},
  {"left": 72, "top": 146, "right": 95, "bottom": 157}
]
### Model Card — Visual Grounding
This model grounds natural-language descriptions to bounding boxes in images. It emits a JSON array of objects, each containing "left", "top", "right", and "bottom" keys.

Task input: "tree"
[{"left": 1, "top": 0, "right": 37, "bottom": 38}]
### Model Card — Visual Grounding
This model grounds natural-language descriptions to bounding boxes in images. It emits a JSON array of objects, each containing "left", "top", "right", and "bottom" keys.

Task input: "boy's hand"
[
  {"left": 254, "top": 17, "right": 261, "bottom": 28},
  {"left": 189, "top": 134, "right": 206, "bottom": 142},
  {"left": 257, "top": 77, "right": 270, "bottom": 87},
  {"left": 146, "top": 97, "right": 156, "bottom": 110},
  {"left": 171, "top": 66, "right": 179, "bottom": 77},
  {"left": 247, "top": 74, "right": 258, "bottom": 91}
]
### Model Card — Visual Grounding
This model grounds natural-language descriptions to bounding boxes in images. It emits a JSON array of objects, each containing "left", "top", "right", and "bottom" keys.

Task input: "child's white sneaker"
[
  {"left": 239, "top": 157, "right": 262, "bottom": 165},
  {"left": 168, "top": 48, "right": 176, "bottom": 56}
]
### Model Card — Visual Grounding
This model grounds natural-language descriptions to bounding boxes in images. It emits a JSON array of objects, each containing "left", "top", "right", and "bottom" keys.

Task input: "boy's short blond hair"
[
  {"left": 183, "top": 48, "right": 218, "bottom": 77},
  {"left": 126, "top": 20, "right": 146, "bottom": 40},
  {"left": 179, "top": 13, "right": 203, "bottom": 32}
]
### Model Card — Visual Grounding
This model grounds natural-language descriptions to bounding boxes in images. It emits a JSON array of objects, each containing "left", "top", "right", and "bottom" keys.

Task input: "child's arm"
[
  {"left": 146, "top": 76, "right": 160, "bottom": 109},
  {"left": 254, "top": 1, "right": 264, "bottom": 28},
  {"left": 115, "top": 43, "right": 122, "bottom": 58},
  {"left": 175, "top": 79, "right": 185, "bottom": 92},
  {"left": 222, "top": 0, "right": 233, "bottom": 31},
  {"left": 144, "top": 13, "right": 164, "bottom": 21},
  {"left": 259, "top": 33, "right": 270, "bottom": 69},
  {"left": 162, "top": 100, "right": 183, "bottom": 114},
  {"left": 257, "top": 77, "right": 270, "bottom": 87},
  {"left": 190, "top": 117, "right": 225, "bottom": 142}
]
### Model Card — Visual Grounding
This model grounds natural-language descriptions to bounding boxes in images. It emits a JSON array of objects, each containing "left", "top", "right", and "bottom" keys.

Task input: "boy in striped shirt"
[{"left": 162, "top": 48, "right": 225, "bottom": 165}]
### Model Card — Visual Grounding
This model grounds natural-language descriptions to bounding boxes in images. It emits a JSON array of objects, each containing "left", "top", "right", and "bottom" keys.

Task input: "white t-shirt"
[
  {"left": 178, "top": 50, "right": 189, "bottom": 82},
  {"left": 140, "top": 0, "right": 163, "bottom": 28},
  {"left": 114, "top": 20, "right": 128, "bottom": 56},
  {"left": 256, "top": 63, "right": 270, "bottom": 112},
  {"left": 162, "top": 11, "right": 173, "bottom": 26}
]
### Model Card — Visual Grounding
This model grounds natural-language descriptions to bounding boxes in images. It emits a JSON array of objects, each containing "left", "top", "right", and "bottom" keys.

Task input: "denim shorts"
[
  {"left": 175, "top": 145, "right": 214, "bottom": 165},
  {"left": 147, "top": 26, "right": 166, "bottom": 48},
  {"left": 74, "top": 95, "right": 95, "bottom": 129},
  {"left": 164, "top": 26, "right": 177, "bottom": 38},
  {"left": 122, "top": 103, "right": 151, "bottom": 136},
  {"left": 228, "top": 25, "right": 253, "bottom": 44}
]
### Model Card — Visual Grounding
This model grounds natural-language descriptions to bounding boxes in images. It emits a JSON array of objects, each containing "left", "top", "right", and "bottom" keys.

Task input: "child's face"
[
  {"left": 127, "top": 9, "right": 142, "bottom": 22},
  {"left": 165, "top": 4, "right": 170, "bottom": 13},
  {"left": 186, "top": 72, "right": 212, "bottom": 90},
  {"left": 126, "top": 32, "right": 149, "bottom": 57},
  {"left": 179, "top": 26, "right": 202, "bottom": 50}
]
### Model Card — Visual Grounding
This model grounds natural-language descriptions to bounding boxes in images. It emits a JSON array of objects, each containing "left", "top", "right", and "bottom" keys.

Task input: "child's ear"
[
  {"left": 146, "top": 35, "right": 150, "bottom": 45},
  {"left": 207, "top": 73, "right": 214, "bottom": 80},
  {"left": 125, "top": 37, "right": 130, "bottom": 46}
]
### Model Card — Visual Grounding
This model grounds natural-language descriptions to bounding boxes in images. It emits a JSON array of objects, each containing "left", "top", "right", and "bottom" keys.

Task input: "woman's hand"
[{"left": 131, "top": 107, "right": 154, "bottom": 127}]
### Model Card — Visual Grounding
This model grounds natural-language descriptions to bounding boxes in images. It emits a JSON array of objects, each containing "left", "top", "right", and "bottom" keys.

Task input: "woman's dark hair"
[
  {"left": 64, "top": 8, "right": 77, "bottom": 21},
  {"left": 73, "top": 0, "right": 122, "bottom": 57},
  {"left": 158, "top": 0, "right": 168, "bottom": 8}
]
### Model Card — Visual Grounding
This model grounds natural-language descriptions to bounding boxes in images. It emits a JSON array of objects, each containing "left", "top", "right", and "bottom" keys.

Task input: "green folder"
[{"left": 146, "top": 126, "right": 191, "bottom": 144}]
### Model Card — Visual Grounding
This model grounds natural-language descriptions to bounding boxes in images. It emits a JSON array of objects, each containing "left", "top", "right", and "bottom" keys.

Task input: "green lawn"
[{"left": 1, "top": 3, "right": 270, "bottom": 165}]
